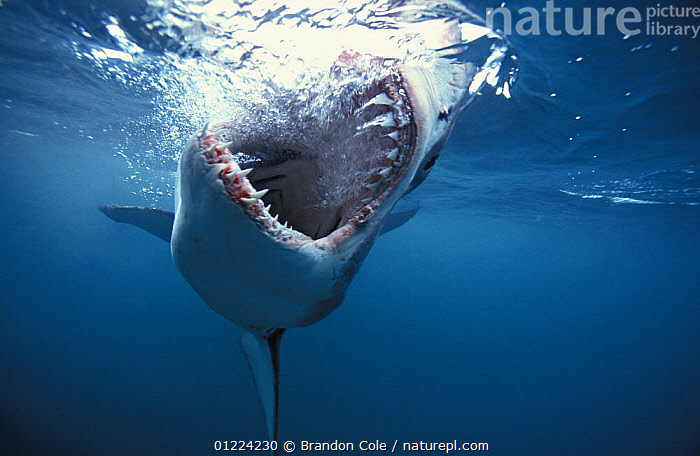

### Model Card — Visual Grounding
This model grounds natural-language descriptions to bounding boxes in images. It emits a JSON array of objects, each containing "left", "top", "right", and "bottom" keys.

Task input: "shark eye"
[{"left": 424, "top": 156, "right": 438, "bottom": 171}]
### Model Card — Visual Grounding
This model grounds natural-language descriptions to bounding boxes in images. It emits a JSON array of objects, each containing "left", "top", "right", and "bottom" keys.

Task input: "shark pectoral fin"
[
  {"left": 240, "top": 328, "right": 285, "bottom": 447},
  {"left": 379, "top": 201, "right": 420, "bottom": 236},
  {"left": 98, "top": 205, "right": 175, "bottom": 243}
]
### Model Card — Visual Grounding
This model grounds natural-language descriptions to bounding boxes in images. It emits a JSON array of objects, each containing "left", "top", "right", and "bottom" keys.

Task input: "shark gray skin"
[{"left": 100, "top": 1, "right": 515, "bottom": 449}]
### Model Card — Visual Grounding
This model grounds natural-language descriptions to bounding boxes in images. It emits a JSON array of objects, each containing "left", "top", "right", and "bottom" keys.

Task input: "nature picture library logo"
[{"left": 484, "top": 1, "right": 700, "bottom": 39}]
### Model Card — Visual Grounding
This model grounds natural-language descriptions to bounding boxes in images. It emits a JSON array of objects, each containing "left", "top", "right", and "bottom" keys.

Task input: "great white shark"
[{"left": 100, "top": 0, "right": 515, "bottom": 448}]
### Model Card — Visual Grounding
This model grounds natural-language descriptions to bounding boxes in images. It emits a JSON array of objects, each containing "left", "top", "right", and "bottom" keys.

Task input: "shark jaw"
[{"left": 171, "top": 59, "right": 426, "bottom": 330}]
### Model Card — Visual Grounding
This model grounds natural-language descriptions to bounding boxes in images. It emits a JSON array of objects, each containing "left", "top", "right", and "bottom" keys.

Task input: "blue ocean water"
[{"left": 1, "top": 1, "right": 698, "bottom": 455}]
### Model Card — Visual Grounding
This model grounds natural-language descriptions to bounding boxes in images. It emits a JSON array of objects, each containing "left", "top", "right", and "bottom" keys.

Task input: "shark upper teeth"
[
  {"left": 357, "top": 113, "right": 399, "bottom": 131},
  {"left": 264, "top": 204, "right": 272, "bottom": 213},
  {"left": 386, "top": 131, "right": 400, "bottom": 141},
  {"left": 380, "top": 115, "right": 397, "bottom": 128},
  {"left": 251, "top": 189, "right": 269, "bottom": 199},
  {"left": 365, "top": 182, "right": 380, "bottom": 191},
  {"left": 368, "top": 92, "right": 394, "bottom": 106},
  {"left": 378, "top": 167, "right": 392, "bottom": 178},
  {"left": 359, "top": 92, "right": 395, "bottom": 111},
  {"left": 386, "top": 148, "right": 399, "bottom": 161},
  {"left": 240, "top": 197, "right": 257, "bottom": 207}
]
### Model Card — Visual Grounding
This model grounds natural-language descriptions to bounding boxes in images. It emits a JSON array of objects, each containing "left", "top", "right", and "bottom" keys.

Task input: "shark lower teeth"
[
  {"left": 209, "top": 138, "right": 401, "bottom": 240},
  {"left": 204, "top": 145, "right": 312, "bottom": 241}
]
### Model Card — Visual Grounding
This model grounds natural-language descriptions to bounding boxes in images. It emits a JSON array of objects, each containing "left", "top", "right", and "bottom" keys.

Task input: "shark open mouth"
[{"left": 197, "top": 70, "right": 415, "bottom": 244}]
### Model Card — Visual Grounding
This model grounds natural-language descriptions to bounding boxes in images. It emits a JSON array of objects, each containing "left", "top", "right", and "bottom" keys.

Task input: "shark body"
[{"left": 101, "top": 0, "right": 515, "bottom": 449}]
